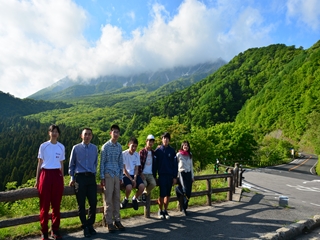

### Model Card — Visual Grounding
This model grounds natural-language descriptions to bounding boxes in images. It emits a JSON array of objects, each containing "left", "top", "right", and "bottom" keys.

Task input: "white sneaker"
[
  {"left": 158, "top": 210, "right": 165, "bottom": 219},
  {"left": 163, "top": 210, "right": 170, "bottom": 219}
]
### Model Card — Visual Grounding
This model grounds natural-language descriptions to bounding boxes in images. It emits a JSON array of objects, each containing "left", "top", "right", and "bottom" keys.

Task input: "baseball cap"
[{"left": 146, "top": 134, "right": 155, "bottom": 140}]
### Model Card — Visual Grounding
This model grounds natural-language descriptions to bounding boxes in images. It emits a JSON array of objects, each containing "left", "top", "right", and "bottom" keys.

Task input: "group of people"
[{"left": 35, "top": 124, "right": 194, "bottom": 240}]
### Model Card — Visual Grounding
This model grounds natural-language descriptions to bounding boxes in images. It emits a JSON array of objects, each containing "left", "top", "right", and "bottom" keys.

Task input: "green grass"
[
  {"left": 0, "top": 168, "right": 228, "bottom": 239},
  {"left": 316, "top": 161, "right": 320, "bottom": 176}
]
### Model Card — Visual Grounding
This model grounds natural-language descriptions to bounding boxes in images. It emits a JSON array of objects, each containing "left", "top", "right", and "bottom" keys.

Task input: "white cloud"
[
  {"left": 0, "top": 0, "right": 274, "bottom": 98},
  {"left": 286, "top": 0, "right": 320, "bottom": 30},
  {"left": 71, "top": 0, "right": 272, "bottom": 79}
]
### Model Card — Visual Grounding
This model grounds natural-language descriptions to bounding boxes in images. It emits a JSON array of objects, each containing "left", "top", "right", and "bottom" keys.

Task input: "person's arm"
[
  {"left": 100, "top": 146, "right": 106, "bottom": 186},
  {"left": 34, "top": 158, "right": 43, "bottom": 188},
  {"left": 68, "top": 146, "right": 76, "bottom": 186},
  {"left": 172, "top": 150, "right": 178, "bottom": 185},
  {"left": 118, "top": 149, "right": 124, "bottom": 181},
  {"left": 123, "top": 164, "right": 131, "bottom": 178},
  {"left": 134, "top": 165, "right": 139, "bottom": 179},
  {"left": 60, "top": 160, "right": 64, "bottom": 185},
  {"left": 190, "top": 156, "right": 194, "bottom": 181},
  {"left": 138, "top": 150, "right": 145, "bottom": 180}
]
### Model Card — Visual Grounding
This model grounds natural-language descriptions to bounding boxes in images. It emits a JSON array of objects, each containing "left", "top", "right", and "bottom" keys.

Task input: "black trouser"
[
  {"left": 175, "top": 171, "right": 192, "bottom": 210},
  {"left": 74, "top": 173, "right": 97, "bottom": 228}
]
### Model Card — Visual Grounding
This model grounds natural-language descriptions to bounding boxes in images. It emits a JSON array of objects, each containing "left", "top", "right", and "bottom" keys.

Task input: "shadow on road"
[{"left": 51, "top": 191, "right": 301, "bottom": 240}]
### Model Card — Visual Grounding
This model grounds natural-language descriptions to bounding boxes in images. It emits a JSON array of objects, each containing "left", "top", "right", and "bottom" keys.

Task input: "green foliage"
[
  {"left": 0, "top": 116, "right": 81, "bottom": 191},
  {"left": 127, "top": 44, "right": 304, "bottom": 135},
  {"left": 189, "top": 123, "right": 257, "bottom": 169},
  {"left": 235, "top": 41, "right": 320, "bottom": 145},
  {"left": 255, "top": 136, "right": 294, "bottom": 166},
  {"left": 5, "top": 181, "right": 17, "bottom": 191},
  {"left": 0, "top": 91, "right": 70, "bottom": 118},
  {"left": 136, "top": 116, "right": 189, "bottom": 150}
]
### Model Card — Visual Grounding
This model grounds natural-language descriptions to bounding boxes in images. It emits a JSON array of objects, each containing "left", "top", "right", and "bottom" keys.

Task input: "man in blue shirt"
[
  {"left": 100, "top": 124, "right": 125, "bottom": 233},
  {"left": 154, "top": 132, "right": 178, "bottom": 220},
  {"left": 69, "top": 128, "right": 98, "bottom": 238}
]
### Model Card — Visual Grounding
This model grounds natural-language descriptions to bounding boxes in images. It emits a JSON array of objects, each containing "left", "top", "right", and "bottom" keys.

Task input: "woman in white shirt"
[
  {"left": 175, "top": 141, "right": 194, "bottom": 216},
  {"left": 35, "top": 124, "right": 65, "bottom": 240}
]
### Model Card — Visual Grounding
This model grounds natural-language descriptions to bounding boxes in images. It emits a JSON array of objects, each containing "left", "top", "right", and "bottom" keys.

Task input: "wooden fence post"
[
  {"left": 206, "top": 179, "right": 212, "bottom": 206},
  {"left": 234, "top": 163, "right": 239, "bottom": 189},
  {"left": 144, "top": 195, "right": 151, "bottom": 218},
  {"left": 227, "top": 169, "right": 233, "bottom": 201}
]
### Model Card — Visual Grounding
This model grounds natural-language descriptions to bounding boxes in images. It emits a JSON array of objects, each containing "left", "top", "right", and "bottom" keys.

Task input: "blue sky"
[{"left": 0, "top": 0, "right": 319, "bottom": 98}]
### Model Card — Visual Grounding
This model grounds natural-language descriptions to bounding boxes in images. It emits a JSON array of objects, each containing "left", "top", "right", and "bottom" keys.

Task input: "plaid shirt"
[
  {"left": 100, "top": 139, "right": 123, "bottom": 180},
  {"left": 138, "top": 147, "right": 156, "bottom": 177}
]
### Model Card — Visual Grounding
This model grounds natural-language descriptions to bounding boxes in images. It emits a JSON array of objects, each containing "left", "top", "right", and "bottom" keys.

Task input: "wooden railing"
[{"left": 0, "top": 168, "right": 241, "bottom": 229}]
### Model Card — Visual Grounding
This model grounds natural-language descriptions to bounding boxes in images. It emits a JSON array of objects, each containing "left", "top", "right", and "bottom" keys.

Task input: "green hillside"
[
  {"left": 125, "top": 44, "right": 304, "bottom": 134},
  {"left": 235, "top": 41, "right": 320, "bottom": 150},
  {"left": 0, "top": 91, "right": 70, "bottom": 117}
]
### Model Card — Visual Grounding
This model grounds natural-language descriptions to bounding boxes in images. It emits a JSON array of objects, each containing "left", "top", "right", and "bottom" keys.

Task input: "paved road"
[
  {"left": 22, "top": 155, "right": 319, "bottom": 240},
  {"left": 22, "top": 193, "right": 318, "bottom": 240}
]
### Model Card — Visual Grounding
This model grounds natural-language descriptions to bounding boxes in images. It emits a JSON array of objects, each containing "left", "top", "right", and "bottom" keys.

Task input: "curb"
[{"left": 259, "top": 215, "right": 320, "bottom": 240}]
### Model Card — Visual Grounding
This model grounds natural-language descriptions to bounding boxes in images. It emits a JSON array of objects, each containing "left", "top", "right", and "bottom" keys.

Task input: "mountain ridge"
[{"left": 28, "top": 60, "right": 226, "bottom": 100}]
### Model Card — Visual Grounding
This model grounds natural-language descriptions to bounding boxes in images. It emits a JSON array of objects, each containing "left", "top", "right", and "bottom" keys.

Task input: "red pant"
[{"left": 38, "top": 169, "right": 64, "bottom": 234}]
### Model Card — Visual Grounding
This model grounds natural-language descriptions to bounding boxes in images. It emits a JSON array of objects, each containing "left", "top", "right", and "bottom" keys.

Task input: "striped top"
[{"left": 100, "top": 139, "right": 123, "bottom": 180}]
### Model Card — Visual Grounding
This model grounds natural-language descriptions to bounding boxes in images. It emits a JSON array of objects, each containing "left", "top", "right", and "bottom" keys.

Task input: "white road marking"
[{"left": 287, "top": 184, "right": 320, "bottom": 192}]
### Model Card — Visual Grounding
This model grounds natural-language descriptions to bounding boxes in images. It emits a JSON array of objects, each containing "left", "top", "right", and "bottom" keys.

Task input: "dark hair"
[
  {"left": 161, "top": 132, "right": 171, "bottom": 140},
  {"left": 128, "top": 137, "right": 138, "bottom": 145},
  {"left": 110, "top": 124, "right": 120, "bottom": 132},
  {"left": 48, "top": 124, "right": 61, "bottom": 135},
  {"left": 180, "top": 141, "right": 191, "bottom": 156},
  {"left": 82, "top": 127, "right": 93, "bottom": 133}
]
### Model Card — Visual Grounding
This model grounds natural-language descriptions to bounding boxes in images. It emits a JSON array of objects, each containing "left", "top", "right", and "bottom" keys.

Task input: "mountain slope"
[
  {"left": 0, "top": 91, "right": 70, "bottom": 117},
  {"left": 28, "top": 61, "right": 226, "bottom": 100},
  {"left": 124, "top": 43, "right": 305, "bottom": 136},
  {"left": 235, "top": 41, "right": 320, "bottom": 140}
]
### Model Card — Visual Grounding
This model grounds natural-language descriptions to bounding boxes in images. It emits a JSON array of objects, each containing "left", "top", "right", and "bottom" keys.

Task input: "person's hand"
[
  {"left": 173, "top": 178, "right": 177, "bottom": 185},
  {"left": 69, "top": 180, "right": 75, "bottom": 187},
  {"left": 132, "top": 179, "right": 136, "bottom": 188},
  {"left": 101, "top": 179, "right": 105, "bottom": 186}
]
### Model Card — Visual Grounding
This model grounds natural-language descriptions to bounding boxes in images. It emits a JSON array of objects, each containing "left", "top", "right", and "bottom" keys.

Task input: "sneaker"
[
  {"left": 41, "top": 233, "right": 49, "bottom": 240},
  {"left": 141, "top": 193, "right": 147, "bottom": 203},
  {"left": 83, "top": 227, "right": 91, "bottom": 238},
  {"left": 183, "top": 209, "right": 188, "bottom": 216},
  {"left": 132, "top": 198, "right": 138, "bottom": 210},
  {"left": 120, "top": 198, "right": 128, "bottom": 209},
  {"left": 163, "top": 210, "right": 170, "bottom": 219},
  {"left": 158, "top": 210, "right": 165, "bottom": 219},
  {"left": 88, "top": 225, "right": 96, "bottom": 235},
  {"left": 107, "top": 224, "right": 116, "bottom": 233},
  {"left": 114, "top": 221, "right": 125, "bottom": 231},
  {"left": 51, "top": 230, "right": 62, "bottom": 239}
]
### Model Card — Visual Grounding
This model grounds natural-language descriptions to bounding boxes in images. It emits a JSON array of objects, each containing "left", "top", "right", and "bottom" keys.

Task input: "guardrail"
[{"left": 0, "top": 167, "right": 242, "bottom": 229}]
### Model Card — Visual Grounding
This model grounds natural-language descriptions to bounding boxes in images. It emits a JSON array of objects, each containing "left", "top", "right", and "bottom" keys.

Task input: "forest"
[{"left": 0, "top": 40, "right": 319, "bottom": 191}]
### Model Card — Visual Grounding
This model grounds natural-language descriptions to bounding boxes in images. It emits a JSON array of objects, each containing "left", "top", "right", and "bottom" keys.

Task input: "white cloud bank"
[
  {"left": 286, "top": 0, "right": 320, "bottom": 30},
  {"left": 0, "top": 0, "right": 318, "bottom": 98}
]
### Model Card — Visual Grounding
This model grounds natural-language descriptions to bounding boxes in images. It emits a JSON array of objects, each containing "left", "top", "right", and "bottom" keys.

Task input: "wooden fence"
[{"left": 0, "top": 167, "right": 242, "bottom": 229}]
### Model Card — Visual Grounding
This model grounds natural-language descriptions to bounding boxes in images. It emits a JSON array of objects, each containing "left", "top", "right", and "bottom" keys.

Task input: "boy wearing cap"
[
  {"left": 138, "top": 134, "right": 157, "bottom": 201},
  {"left": 154, "top": 132, "right": 178, "bottom": 219},
  {"left": 121, "top": 137, "right": 145, "bottom": 210}
]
